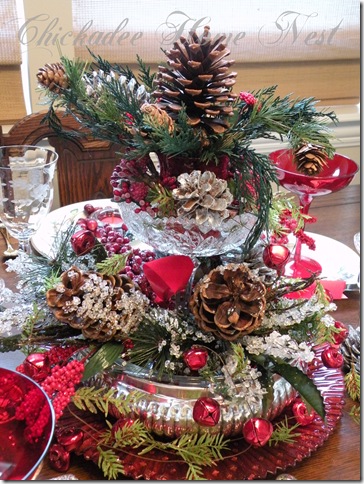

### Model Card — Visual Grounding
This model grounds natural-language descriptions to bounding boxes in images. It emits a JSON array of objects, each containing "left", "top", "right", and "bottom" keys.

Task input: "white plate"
[
  {"left": 31, "top": 203, "right": 360, "bottom": 286},
  {"left": 31, "top": 199, "right": 119, "bottom": 258}
]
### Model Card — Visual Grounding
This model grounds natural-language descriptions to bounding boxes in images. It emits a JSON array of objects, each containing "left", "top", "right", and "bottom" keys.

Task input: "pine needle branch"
[
  {"left": 344, "top": 364, "right": 360, "bottom": 401},
  {"left": 72, "top": 386, "right": 142, "bottom": 417},
  {"left": 269, "top": 415, "right": 301, "bottom": 446},
  {"left": 96, "top": 253, "right": 131, "bottom": 276},
  {"left": 97, "top": 448, "right": 125, "bottom": 480}
]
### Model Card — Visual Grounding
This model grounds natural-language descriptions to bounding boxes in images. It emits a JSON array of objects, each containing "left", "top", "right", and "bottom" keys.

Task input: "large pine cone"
[
  {"left": 294, "top": 143, "right": 328, "bottom": 175},
  {"left": 37, "top": 62, "right": 69, "bottom": 93},
  {"left": 153, "top": 26, "right": 237, "bottom": 135},
  {"left": 341, "top": 325, "right": 360, "bottom": 375},
  {"left": 46, "top": 266, "right": 149, "bottom": 342},
  {"left": 189, "top": 263, "right": 266, "bottom": 341},
  {"left": 172, "top": 170, "right": 233, "bottom": 226}
]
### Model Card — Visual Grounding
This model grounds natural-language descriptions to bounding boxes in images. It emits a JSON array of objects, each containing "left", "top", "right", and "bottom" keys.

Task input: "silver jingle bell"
[{"left": 276, "top": 474, "right": 297, "bottom": 480}]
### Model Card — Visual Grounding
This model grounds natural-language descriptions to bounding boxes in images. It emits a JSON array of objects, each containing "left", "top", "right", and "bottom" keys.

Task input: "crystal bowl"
[
  {"left": 0, "top": 367, "right": 55, "bottom": 480},
  {"left": 119, "top": 201, "right": 257, "bottom": 257}
]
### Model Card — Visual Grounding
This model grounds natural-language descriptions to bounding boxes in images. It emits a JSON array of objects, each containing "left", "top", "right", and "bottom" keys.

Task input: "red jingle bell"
[
  {"left": 183, "top": 347, "right": 208, "bottom": 371},
  {"left": 111, "top": 417, "right": 135, "bottom": 437},
  {"left": 70, "top": 229, "right": 96, "bottom": 255},
  {"left": 332, "top": 321, "right": 349, "bottom": 345},
  {"left": 23, "top": 353, "right": 51, "bottom": 382},
  {"left": 321, "top": 345, "right": 344, "bottom": 368},
  {"left": 192, "top": 397, "right": 220, "bottom": 427},
  {"left": 292, "top": 399, "right": 316, "bottom": 426},
  {"left": 263, "top": 244, "right": 290, "bottom": 275},
  {"left": 49, "top": 443, "right": 71, "bottom": 472},
  {"left": 57, "top": 428, "right": 84, "bottom": 452},
  {"left": 242, "top": 418, "right": 273, "bottom": 447}
]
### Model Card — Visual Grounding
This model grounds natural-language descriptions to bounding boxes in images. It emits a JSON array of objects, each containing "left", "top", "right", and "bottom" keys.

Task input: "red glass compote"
[{"left": 269, "top": 149, "right": 358, "bottom": 278}]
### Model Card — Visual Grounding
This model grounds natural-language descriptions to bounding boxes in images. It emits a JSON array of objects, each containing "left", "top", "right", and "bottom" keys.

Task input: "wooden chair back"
[{"left": 0, "top": 111, "right": 120, "bottom": 206}]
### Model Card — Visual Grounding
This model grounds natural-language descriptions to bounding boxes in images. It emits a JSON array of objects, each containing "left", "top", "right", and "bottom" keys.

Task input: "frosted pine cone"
[
  {"left": 341, "top": 325, "right": 360, "bottom": 374},
  {"left": 190, "top": 263, "right": 266, "bottom": 341},
  {"left": 172, "top": 170, "right": 233, "bottom": 226},
  {"left": 46, "top": 266, "right": 149, "bottom": 342}
]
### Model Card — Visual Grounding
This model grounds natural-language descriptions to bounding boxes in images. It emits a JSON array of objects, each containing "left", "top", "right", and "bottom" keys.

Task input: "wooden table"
[{"left": 1, "top": 185, "right": 360, "bottom": 481}]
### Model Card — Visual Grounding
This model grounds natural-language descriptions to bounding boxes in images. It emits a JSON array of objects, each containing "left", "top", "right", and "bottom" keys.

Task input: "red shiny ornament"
[
  {"left": 57, "top": 428, "right": 84, "bottom": 452},
  {"left": 332, "top": 321, "right": 349, "bottom": 345},
  {"left": 183, "top": 347, "right": 208, "bottom": 371},
  {"left": 111, "top": 417, "right": 135, "bottom": 437},
  {"left": 243, "top": 418, "right": 273, "bottom": 447},
  {"left": 263, "top": 244, "right": 290, "bottom": 275},
  {"left": 292, "top": 399, "right": 316, "bottom": 426},
  {"left": 48, "top": 443, "right": 71, "bottom": 472},
  {"left": 192, "top": 397, "right": 220, "bottom": 427},
  {"left": 321, "top": 345, "right": 344, "bottom": 368},
  {"left": 86, "top": 219, "right": 98, "bottom": 232},
  {"left": 70, "top": 229, "right": 96, "bottom": 255},
  {"left": 22, "top": 353, "right": 51, "bottom": 382}
]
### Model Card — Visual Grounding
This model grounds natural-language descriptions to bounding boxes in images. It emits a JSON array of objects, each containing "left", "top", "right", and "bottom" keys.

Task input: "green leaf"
[
  {"left": 249, "top": 353, "right": 325, "bottom": 420},
  {"left": 82, "top": 342, "right": 122, "bottom": 381}
]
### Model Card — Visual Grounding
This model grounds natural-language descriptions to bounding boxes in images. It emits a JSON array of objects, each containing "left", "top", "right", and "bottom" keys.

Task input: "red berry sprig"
[{"left": 41, "top": 359, "right": 85, "bottom": 420}]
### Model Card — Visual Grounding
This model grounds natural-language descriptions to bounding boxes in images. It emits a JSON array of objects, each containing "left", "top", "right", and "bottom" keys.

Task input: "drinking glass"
[
  {"left": 0, "top": 145, "right": 58, "bottom": 254},
  {"left": 269, "top": 149, "right": 358, "bottom": 278}
]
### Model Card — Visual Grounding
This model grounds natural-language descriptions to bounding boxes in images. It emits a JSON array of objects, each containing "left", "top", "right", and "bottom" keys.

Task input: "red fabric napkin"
[{"left": 143, "top": 255, "right": 195, "bottom": 302}]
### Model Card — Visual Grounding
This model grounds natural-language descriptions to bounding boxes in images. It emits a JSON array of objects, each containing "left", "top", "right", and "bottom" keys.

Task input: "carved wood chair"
[{"left": 0, "top": 111, "right": 121, "bottom": 206}]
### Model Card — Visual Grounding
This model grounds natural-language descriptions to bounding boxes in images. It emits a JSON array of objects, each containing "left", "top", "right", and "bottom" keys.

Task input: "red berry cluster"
[
  {"left": 110, "top": 158, "right": 156, "bottom": 213},
  {"left": 42, "top": 359, "right": 85, "bottom": 420},
  {"left": 270, "top": 208, "right": 317, "bottom": 249},
  {"left": 77, "top": 203, "right": 157, "bottom": 301}
]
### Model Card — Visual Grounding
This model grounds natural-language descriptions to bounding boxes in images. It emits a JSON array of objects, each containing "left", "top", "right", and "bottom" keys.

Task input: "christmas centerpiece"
[{"left": 0, "top": 27, "right": 356, "bottom": 480}]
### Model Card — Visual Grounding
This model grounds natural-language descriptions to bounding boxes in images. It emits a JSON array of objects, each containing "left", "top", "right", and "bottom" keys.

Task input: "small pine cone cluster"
[
  {"left": 141, "top": 103, "right": 174, "bottom": 133},
  {"left": 46, "top": 266, "right": 149, "bottom": 342},
  {"left": 294, "top": 143, "right": 328, "bottom": 175},
  {"left": 172, "top": 170, "right": 233, "bottom": 226},
  {"left": 37, "top": 62, "right": 68, "bottom": 93},
  {"left": 189, "top": 263, "right": 266, "bottom": 341}
]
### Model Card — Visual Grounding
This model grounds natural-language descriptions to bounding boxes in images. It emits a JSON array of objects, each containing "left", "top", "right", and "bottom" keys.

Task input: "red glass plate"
[{"left": 65, "top": 344, "right": 345, "bottom": 480}]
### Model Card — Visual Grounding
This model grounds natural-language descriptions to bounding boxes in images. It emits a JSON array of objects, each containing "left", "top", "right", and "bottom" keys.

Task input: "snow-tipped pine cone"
[{"left": 172, "top": 170, "right": 233, "bottom": 226}]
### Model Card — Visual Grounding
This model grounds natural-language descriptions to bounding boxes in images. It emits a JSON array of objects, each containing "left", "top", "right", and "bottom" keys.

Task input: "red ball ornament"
[
  {"left": 57, "top": 428, "right": 84, "bottom": 452},
  {"left": 242, "top": 418, "right": 273, "bottom": 447},
  {"left": 321, "top": 345, "right": 344, "bottom": 368},
  {"left": 292, "top": 399, "right": 316, "bottom": 426},
  {"left": 111, "top": 417, "right": 135, "bottom": 437},
  {"left": 263, "top": 244, "right": 290, "bottom": 275},
  {"left": 183, "top": 347, "right": 208, "bottom": 371},
  {"left": 332, "top": 321, "right": 349, "bottom": 345},
  {"left": 192, "top": 397, "right": 220, "bottom": 427},
  {"left": 49, "top": 443, "right": 71, "bottom": 472},
  {"left": 23, "top": 353, "right": 51, "bottom": 382},
  {"left": 71, "top": 229, "right": 96, "bottom": 255}
]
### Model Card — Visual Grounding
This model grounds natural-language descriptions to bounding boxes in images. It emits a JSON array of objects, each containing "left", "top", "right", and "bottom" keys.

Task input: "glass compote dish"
[
  {"left": 270, "top": 149, "right": 359, "bottom": 278},
  {"left": 0, "top": 145, "right": 58, "bottom": 254}
]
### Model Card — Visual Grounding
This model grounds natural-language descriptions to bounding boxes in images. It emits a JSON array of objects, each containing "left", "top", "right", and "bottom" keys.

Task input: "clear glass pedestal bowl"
[{"left": 119, "top": 201, "right": 258, "bottom": 257}]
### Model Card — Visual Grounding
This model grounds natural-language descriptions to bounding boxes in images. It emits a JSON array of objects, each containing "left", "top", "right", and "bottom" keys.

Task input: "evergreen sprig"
[
  {"left": 344, "top": 364, "right": 360, "bottom": 401},
  {"left": 269, "top": 415, "right": 301, "bottom": 446},
  {"left": 97, "top": 448, "right": 125, "bottom": 480},
  {"left": 96, "top": 253, "right": 131, "bottom": 276},
  {"left": 72, "top": 386, "right": 142, "bottom": 417}
]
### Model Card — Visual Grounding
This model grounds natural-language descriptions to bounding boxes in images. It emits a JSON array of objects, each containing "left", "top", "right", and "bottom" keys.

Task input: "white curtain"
[{"left": 71, "top": 0, "right": 360, "bottom": 105}]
